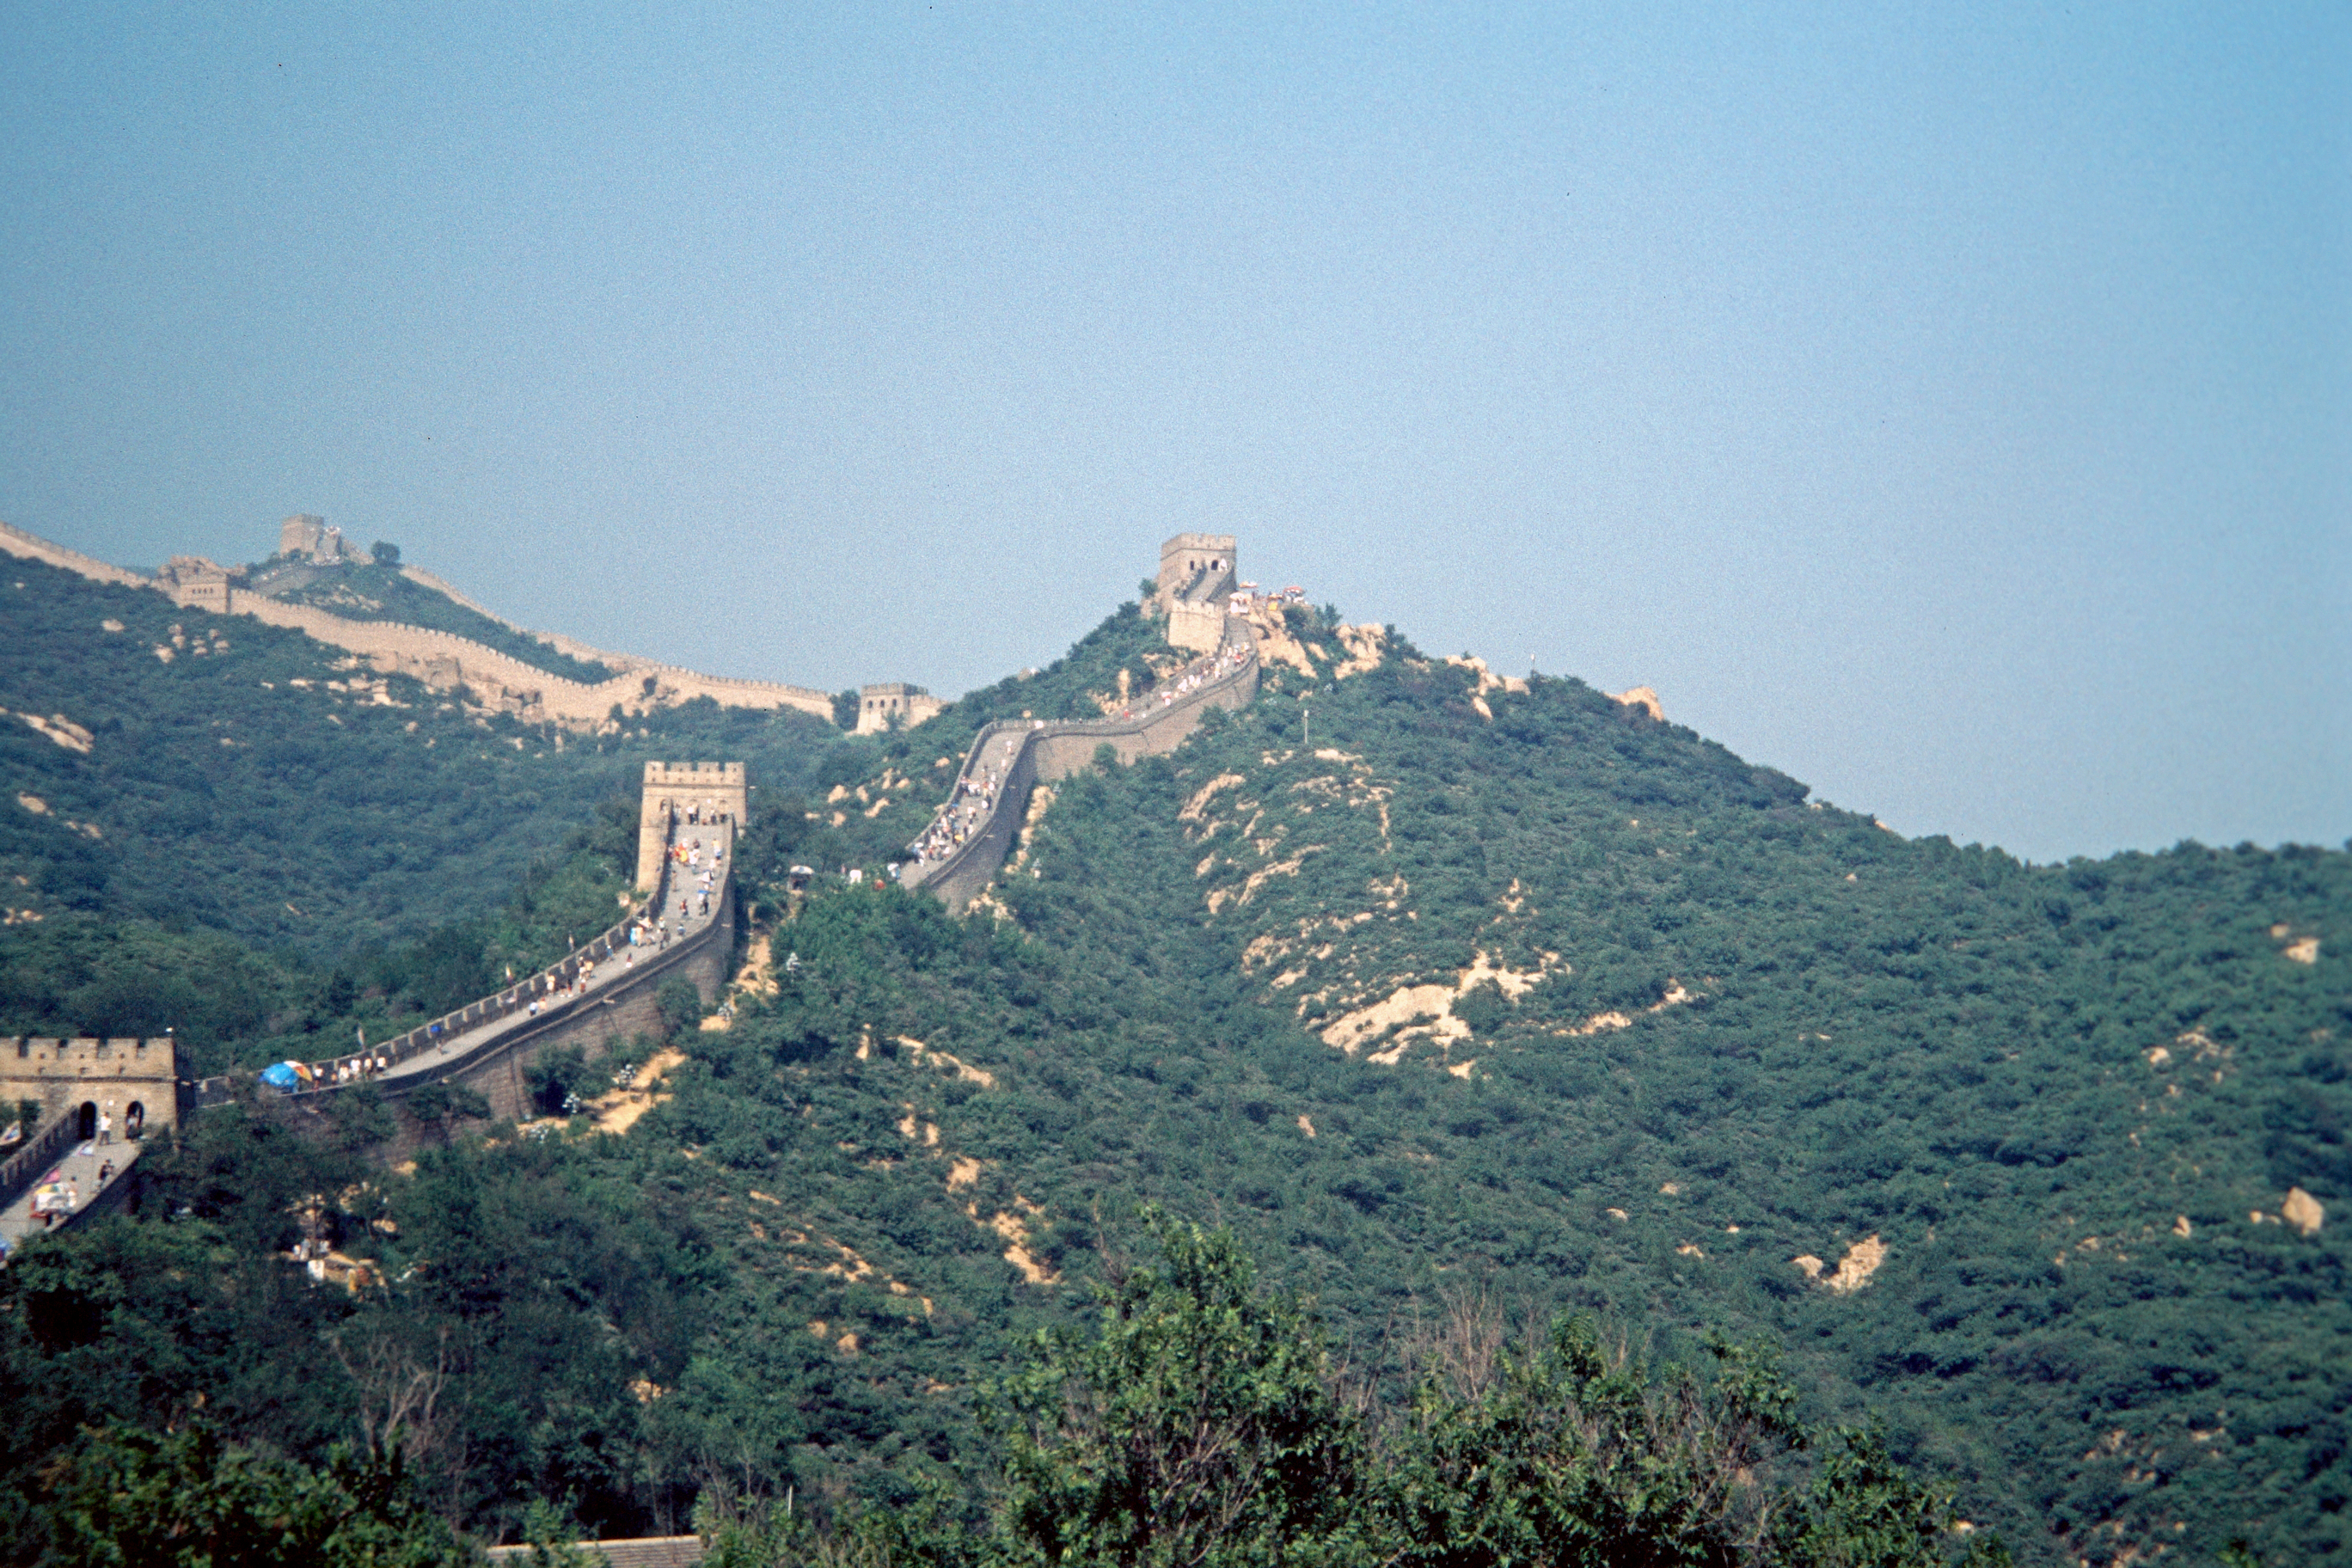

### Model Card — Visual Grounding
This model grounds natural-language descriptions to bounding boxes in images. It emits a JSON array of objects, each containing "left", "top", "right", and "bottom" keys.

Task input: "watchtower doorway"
[{"left": 76, "top": 1100, "right": 96, "bottom": 1140}]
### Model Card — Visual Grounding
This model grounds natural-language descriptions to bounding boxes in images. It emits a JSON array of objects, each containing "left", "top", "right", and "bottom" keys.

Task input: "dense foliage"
[
  {"left": 704, "top": 1214, "right": 1994, "bottom": 1568},
  {"left": 0, "top": 575, "right": 2343, "bottom": 1567}
]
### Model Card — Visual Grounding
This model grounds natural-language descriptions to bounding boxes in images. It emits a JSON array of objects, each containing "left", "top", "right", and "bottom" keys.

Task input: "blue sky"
[{"left": 3, "top": 3, "right": 2344, "bottom": 862}]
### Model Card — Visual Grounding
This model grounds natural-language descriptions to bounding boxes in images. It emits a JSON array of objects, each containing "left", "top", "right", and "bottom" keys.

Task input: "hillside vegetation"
[
  {"left": 0, "top": 556, "right": 838, "bottom": 1069},
  {"left": 0, "top": 591, "right": 2343, "bottom": 1567}
]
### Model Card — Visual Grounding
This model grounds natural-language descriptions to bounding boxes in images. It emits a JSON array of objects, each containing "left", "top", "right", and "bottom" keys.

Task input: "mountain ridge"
[{"left": 0, "top": 571, "right": 2343, "bottom": 1565}]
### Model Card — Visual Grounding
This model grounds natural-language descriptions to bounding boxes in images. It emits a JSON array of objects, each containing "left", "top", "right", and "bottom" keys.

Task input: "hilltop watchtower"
[
  {"left": 1156, "top": 533, "right": 1237, "bottom": 615},
  {"left": 636, "top": 761, "right": 748, "bottom": 891},
  {"left": 1156, "top": 533, "right": 1238, "bottom": 653}
]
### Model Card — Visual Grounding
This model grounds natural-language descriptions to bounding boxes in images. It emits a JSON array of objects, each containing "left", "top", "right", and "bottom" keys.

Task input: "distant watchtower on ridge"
[
  {"left": 635, "top": 761, "right": 748, "bottom": 891},
  {"left": 1156, "top": 533, "right": 1238, "bottom": 653}
]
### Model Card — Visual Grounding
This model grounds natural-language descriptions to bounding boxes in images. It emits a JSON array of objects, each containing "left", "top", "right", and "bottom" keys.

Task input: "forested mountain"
[{"left": 1, "top": 582, "right": 2343, "bottom": 1566}]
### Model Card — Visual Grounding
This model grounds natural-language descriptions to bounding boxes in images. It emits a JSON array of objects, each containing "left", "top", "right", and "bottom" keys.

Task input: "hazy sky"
[{"left": 3, "top": 4, "right": 2344, "bottom": 863}]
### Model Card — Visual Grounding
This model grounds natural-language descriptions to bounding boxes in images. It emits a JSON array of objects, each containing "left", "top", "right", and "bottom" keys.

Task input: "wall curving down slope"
[{"left": 900, "top": 623, "right": 1259, "bottom": 913}]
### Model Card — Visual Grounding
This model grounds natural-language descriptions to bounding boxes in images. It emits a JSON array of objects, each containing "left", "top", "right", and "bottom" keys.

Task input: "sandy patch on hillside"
[
  {"left": 1443, "top": 656, "right": 1527, "bottom": 721},
  {"left": 587, "top": 1047, "right": 685, "bottom": 1135},
  {"left": 2284, "top": 936, "right": 2320, "bottom": 965},
  {"left": 1241, "top": 606, "right": 1320, "bottom": 678},
  {"left": 1445, "top": 654, "right": 1528, "bottom": 696},
  {"left": 7, "top": 709, "right": 94, "bottom": 753},
  {"left": 1613, "top": 686, "right": 1664, "bottom": 721},
  {"left": 2283, "top": 1188, "right": 2325, "bottom": 1236},
  {"left": 947, "top": 1156, "right": 985, "bottom": 1191},
  {"left": 1207, "top": 851, "right": 1319, "bottom": 914},
  {"left": 1558, "top": 981, "right": 1694, "bottom": 1038},
  {"left": 1792, "top": 1235, "right": 1886, "bottom": 1295},
  {"left": 1297, "top": 1114, "right": 1316, "bottom": 1137},
  {"left": 16, "top": 793, "right": 47, "bottom": 815},
  {"left": 731, "top": 934, "right": 779, "bottom": 999},
  {"left": 1182, "top": 773, "right": 1247, "bottom": 823},
  {"left": 1320, "top": 949, "right": 1558, "bottom": 1060},
  {"left": 1332, "top": 624, "right": 1387, "bottom": 678},
  {"left": 968, "top": 1197, "right": 1059, "bottom": 1285},
  {"left": 1338, "top": 983, "right": 1464, "bottom": 1058},
  {"left": 896, "top": 1035, "right": 997, "bottom": 1088}
]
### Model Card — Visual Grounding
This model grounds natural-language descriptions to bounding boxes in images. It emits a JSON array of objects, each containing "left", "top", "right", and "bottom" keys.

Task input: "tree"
[
  {"left": 405, "top": 1081, "right": 492, "bottom": 1145},
  {"left": 41, "top": 1422, "right": 475, "bottom": 1566},
  {"left": 983, "top": 1208, "right": 1375, "bottom": 1568},
  {"left": 657, "top": 977, "right": 706, "bottom": 1041},
  {"left": 371, "top": 541, "right": 402, "bottom": 567}
]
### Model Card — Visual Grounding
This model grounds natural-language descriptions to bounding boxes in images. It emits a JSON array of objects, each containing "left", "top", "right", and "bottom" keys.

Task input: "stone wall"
[
  {"left": 908, "top": 628, "right": 1259, "bottom": 912},
  {"left": 0, "top": 518, "right": 151, "bottom": 588},
  {"left": 405, "top": 881, "right": 729, "bottom": 1132},
  {"left": 0, "top": 518, "right": 838, "bottom": 728}
]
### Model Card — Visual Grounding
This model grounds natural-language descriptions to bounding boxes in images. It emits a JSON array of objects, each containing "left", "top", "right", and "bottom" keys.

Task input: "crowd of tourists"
[{"left": 904, "top": 640, "right": 1252, "bottom": 870}]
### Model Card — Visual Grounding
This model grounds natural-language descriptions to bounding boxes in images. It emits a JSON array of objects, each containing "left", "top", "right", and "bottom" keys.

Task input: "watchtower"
[
  {"left": 1, "top": 1036, "right": 183, "bottom": 1142},
  {"left": 854, "top": 683, "right": 946, "bottom": 735},
  {"left": 156, "top": 555, "right": 236, "bottom": 613},
  {"left": 636, "top": 761, "right": 748, "bottom": 890},
  {"left": 1156, "top": 533, "right": 1238, "bottom": 615}
]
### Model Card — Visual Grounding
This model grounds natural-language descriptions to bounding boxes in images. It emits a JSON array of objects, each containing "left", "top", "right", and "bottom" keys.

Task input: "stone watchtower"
[
  {"left": 635, "top": 762, "right": 749, "bottom": 891},
  {"left": 1156, "top": 533, "right": 1238, "bottom": 614},
  {"left": 1156, "top": 533, "right": 1238, "bottom": 653},
  {"left": 854, "top": 683, "right": 946, "bottom": 735},
  {"left": 2, "top": 1036, "right": 184, "bottom": 1142}
]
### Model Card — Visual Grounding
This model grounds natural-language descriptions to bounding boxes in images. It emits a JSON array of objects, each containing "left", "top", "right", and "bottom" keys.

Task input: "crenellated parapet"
[
  {"left": 637, "top": 761, "right": 748, "bottom": 891},
  {"left": 1, "top": 1035, "right": 184, "bottom": 1136}
]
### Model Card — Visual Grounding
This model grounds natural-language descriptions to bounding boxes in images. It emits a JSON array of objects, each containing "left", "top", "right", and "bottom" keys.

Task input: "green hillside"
[
  {"left": 1, "top": 594, "right": 2343, "bottom": 1565},
  {"left": 0, "top": 555, "right": 840, "bottom": 1070}
]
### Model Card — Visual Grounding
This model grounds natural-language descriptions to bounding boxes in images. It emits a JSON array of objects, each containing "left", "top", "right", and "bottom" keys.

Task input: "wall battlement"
[
  {"left": 855, "top": 682, "right": 947, "bottom": 734},
  {"left": 1156, "top": 532, "right": 1238, "bottom": 616},
  {"left": 637, "top": 761, "right": 748, "bottom": 890},
  {"left": 2, "top": 1036, "right": 184, "bottom": 1138}
]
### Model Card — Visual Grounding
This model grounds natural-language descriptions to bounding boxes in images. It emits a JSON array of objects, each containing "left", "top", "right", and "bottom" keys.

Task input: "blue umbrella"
[{"left": 260, "top": 1063, "right": 300, "bottom": 1090}]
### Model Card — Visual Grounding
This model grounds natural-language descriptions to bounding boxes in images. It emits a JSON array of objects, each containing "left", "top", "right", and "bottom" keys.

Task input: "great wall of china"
[
  {"left": 0, "top": 528, "right": 1277, "bottom": 1238},
  {"left": 900, "top": 630, "right": 1260, "bottom": 911},
  {"left": 0, "top": 760, "right": 742, "bottom": 1242},
  {"left": 0, "top": 517, "right": 842, "bottom": 729}
]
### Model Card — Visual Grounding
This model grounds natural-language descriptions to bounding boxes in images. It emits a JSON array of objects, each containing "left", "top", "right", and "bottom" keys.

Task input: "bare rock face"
[{"left": 2282, "top": 1187, "right": 2325, "bottom": 1237}]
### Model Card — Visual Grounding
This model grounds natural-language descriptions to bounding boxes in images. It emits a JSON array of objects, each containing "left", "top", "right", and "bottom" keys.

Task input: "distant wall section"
[{"left": 1, "top": 518, "right": 841, "bottom": 731}]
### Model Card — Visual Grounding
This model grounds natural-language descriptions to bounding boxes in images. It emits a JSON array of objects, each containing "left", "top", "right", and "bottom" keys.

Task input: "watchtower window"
[{"left": 15, "top": 1039, "right": 25, "bottom": 1058}]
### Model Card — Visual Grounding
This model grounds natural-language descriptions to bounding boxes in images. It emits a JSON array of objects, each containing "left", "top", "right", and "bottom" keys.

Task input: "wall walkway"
[
  {"left": 192, "top": 809, "right": 737, "bottom": 1142},
  {"left": 899, "top": 622, "right": 1259, "bottom": 912}
]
